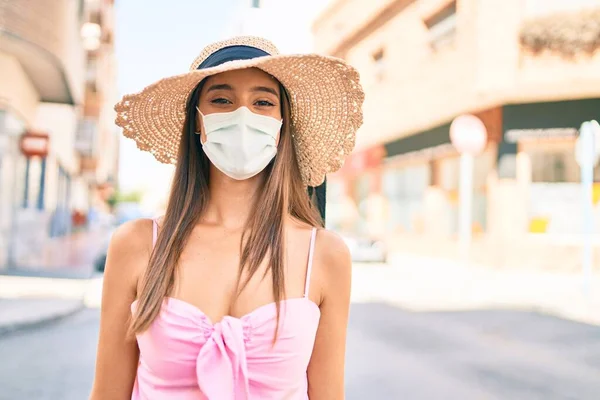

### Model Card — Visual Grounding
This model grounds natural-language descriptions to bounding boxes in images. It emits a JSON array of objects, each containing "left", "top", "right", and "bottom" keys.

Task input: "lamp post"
[
  {"left": 450, "top": 114, "right": 488, "bottom": 259},
  {"left": 575, "top": 120, "right": 600, "bottom": 296}
]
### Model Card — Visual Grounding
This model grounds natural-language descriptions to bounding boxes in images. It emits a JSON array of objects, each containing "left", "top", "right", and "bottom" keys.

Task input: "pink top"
[{"left": 131, "top": 220, "right": 321, "bottom": 399}]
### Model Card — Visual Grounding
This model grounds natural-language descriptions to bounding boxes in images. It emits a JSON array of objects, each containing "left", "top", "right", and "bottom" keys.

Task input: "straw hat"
[{"left": 114, "top": 36, "right": 364, "bottom": 186}]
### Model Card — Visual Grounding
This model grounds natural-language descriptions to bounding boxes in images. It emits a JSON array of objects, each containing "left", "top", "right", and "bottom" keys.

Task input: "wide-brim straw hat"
[{"left": 114, "top": 36, "right": 365, "bottom": 186}]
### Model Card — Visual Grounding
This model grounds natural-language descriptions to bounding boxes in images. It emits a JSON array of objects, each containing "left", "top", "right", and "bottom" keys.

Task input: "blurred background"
[{"left": 1, "top": 0, "right": 600, "bottom": 398}]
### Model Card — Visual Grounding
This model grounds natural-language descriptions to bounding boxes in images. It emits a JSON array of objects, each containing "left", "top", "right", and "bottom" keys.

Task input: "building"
[
  {"left": 225, "top": 0, "right": 329, "bottom": 53},
  {"left": 78, "top": 0, "right": 120, "bottom": 215},
  {"left": 314, "top": 0, "right": 600, "bottom": 268},
  {"left": 0, "top": 0, "right": 119, "bottom": 269}
]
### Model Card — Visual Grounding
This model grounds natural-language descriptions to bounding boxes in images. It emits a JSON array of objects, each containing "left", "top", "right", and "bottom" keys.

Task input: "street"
[
  {"left": 1, "top": 303, "right": 599, "bottom": 399},
  {"left": 3, "top": 1, "right": 600, "bottom": 400}
]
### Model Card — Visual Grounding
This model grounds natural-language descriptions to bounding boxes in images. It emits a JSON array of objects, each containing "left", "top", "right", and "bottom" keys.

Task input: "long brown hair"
[{"left": 130, "top": 77, "right": 323, "bottom": 335}]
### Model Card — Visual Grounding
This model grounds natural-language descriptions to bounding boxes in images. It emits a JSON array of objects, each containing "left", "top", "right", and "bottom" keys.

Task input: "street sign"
[
  {"left": 450, "top": 114, "right": 489, "bottom": 261},
  {"left": 450, "top": 114, "right": 488, "bottom": 155},
  {"left": 20, "top": 132, "right": 49, "bottom": 158},
  {"left": 575, "top": 120, "right": 600, "bottom": 167},
  {"left": 577, "top": 120, "right": 599, "bottom": 297}
]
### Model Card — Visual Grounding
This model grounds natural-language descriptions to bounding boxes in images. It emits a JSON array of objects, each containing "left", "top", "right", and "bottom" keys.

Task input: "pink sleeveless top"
[{"left": 130, "top": 220, "right": 321, "bottom": 399}]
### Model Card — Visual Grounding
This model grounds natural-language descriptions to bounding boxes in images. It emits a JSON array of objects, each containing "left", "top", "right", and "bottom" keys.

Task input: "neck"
[{"left": 202, "top": 168, "right": 263, "bottom": 230}]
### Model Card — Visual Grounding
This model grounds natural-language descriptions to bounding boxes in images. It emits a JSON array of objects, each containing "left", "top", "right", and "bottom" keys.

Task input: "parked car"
[
  {"left": 94, "top": 203, "right": 147, "bottom": 273},
  {"left": 94, "top": 250, "right": 108, "bottom": 273},
  {"left": 342, "top": 235, "right": 387, "bottom": 263}
]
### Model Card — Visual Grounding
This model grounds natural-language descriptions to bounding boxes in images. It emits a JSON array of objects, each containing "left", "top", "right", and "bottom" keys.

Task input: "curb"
[{"left": 0, "top": 300, "right": 85, "bottom": 337}]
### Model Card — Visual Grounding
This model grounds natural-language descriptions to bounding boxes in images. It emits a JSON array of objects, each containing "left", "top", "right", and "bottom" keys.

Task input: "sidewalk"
[
  {"left": 0, "top": 275, "right": 101, "bottom": 336},
  {"left": 3, "top": 252, "right": 599, "bottom": 336},
  {"left": 0, "top": 223, "right": 111, "bottom": 335},
  {"left": 351, "top": 253, "right": 600, "bottom": 326},
  {"left": 0, "top": 298, "right": 83, "bottom": 336}
]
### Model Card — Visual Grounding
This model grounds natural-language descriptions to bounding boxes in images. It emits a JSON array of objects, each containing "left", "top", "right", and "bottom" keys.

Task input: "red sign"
[
  {"left": 336, "top": 145, "right": 386, "bottom": 177},
  {"left": 20, "top": 132, "right": 50, "bottom": 158}
]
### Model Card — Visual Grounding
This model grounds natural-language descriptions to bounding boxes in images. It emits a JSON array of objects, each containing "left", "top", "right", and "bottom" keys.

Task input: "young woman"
[{"left": 90, "top": 36, "right": 364, "bottom": 400}]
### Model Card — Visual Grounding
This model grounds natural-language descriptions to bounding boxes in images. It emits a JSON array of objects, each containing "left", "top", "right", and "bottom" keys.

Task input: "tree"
[{"left": 107, "top": 190, "right": 143, "bottom": 209}]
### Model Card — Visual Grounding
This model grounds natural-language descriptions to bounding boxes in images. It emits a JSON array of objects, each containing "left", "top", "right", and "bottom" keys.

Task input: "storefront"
[
  {"left": 0, "top": 109, "right": 27, "bottom": 268},
  {"left": 500, "top": 98, "right": 600, "bottom": 235},
  {"left": 327, "top": 146, "right": 385, "bottom": 236},
  {"left": 502, "top": 98, "right": 600, "bottom": 181},
  {"left": 382, "top": 108, "right": 501, "bottom": 237}
]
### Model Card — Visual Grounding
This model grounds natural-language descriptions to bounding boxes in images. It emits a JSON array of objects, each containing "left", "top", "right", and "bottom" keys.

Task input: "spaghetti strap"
[
  {"left": 152, "top": 218, "right": 158, "bottom": 247},
  {"left": 304, "top": 228, "right": 317, "bottom": 298}
]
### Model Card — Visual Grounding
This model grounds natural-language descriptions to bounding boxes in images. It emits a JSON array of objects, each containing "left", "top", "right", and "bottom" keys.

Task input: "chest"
[{"left": 170, "top": 227, "right": 308, "bottom": 321}]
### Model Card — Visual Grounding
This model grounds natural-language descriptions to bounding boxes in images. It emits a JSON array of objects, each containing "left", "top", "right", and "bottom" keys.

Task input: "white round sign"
[{"left": 450, "top": 114, "right": 488, "bottom": 155}]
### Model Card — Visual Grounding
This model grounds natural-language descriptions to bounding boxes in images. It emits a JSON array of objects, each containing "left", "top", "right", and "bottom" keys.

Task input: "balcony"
[
  {"left": 0, "top": 0, "right": 79, "bottom": 104},
  {"left": 520, "top": 7, "right": 600, "bottom": 57},
  {"left": 75, "top": 118, "right": 98, "bottom": 158}
]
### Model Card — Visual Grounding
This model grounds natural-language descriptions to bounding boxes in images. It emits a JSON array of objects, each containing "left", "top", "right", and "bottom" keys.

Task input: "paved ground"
[
  {"left": 0, "top": 298, "right": 83, "bottom": 336},
  {"left": 353, "top": 256, "right": 600, "bottom": 326},
  {"left": 346, "top": 303, "right": 600, "bottom": 400},
  {"left": 1, "top": 303, "right": 599, "bottom": 400},
  {"left": 0, "top": 310, "right": 98, "bottom": 400}
]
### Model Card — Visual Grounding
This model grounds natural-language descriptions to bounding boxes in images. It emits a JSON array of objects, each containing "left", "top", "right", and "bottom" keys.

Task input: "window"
[
  {"left": 382, "top": 164, "right": 430, "bottom": 233},
  {"left": 78, "top": 0, "right": 85, "bottom": 21},
  {"left": 424, "top": 1, "right": 457, "bottom": 50},
  {"left": 372, "top": 48, "right": 385, "bottom": 82},
  {"left": 529, "top": 150, "right": 579, "bottom": 183},
  {"left": 75, "top": 119, "right": 98, "bottom": 156}
]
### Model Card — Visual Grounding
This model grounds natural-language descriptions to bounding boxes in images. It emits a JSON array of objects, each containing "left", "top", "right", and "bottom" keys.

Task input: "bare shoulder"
[
  {"left": 104, "top": 218, "right": 154, "bottom": 287},
  {"left": 313, "top": 229, "right": 352, "bottom": 297},
  {"left": 314, "top": 229, "right": 351, "bottom": 268},
  {"left": 108, "top": 218, "right": 154, "bottom": 256}
]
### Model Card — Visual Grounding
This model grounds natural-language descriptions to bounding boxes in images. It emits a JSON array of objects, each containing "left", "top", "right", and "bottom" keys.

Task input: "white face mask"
[{"left": 196, "top": 106, "right": 282, "bottom": 180}]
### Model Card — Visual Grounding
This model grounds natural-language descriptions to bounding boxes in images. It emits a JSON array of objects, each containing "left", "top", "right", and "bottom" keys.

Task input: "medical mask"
[{"left": 196, "top": 106, "right": 282, "bottom": 180}]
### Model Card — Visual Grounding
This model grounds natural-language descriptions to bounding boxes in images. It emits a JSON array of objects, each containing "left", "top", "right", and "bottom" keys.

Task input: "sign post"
[
  {"left": 20, "top": 132, "right": 50, "bottom": 211},
  {"left": 575, "top": 120, "right": 600, "bottom": 296},
  {"left": 450, "top": 115, "right": 488, "bottom": 259}
]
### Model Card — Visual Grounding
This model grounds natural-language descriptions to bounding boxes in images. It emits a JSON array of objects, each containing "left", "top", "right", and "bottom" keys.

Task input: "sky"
[{"left": 114, "top": 0, "right": 239, "bottom": 194}]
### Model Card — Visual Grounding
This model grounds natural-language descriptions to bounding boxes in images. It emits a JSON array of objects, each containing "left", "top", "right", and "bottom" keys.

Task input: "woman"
[{"left": 90, "top": 36, "right": 364, "bottom": 400}]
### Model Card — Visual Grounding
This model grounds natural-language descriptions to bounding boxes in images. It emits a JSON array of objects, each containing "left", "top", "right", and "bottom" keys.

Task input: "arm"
[
  {"left": 89, "top": 219, "right": 153, "bottom": 400},
  {"left": 307, "top": 230, "right": 352, "bottom": 400}
]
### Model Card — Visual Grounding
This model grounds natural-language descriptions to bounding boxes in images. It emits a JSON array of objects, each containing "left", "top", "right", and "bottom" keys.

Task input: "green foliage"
[{"left": 107, "top": 190, "right": 143, "bottom": 208}]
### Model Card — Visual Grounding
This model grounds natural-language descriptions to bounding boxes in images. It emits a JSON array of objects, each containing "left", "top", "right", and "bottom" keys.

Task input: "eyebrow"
[
  {"left": 250, "top": 86, "right": 279, "bottom": 96},
  {"left": 206, "top": 83, "right": 279, "bottom": 96},
  {"left": 206, "top": 83, "right": 233, "bottom": 92}
]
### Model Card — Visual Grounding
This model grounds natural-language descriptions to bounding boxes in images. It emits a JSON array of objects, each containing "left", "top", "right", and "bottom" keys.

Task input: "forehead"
[{"left": 204, "top": 67, "right": 279, "bottom": 88}]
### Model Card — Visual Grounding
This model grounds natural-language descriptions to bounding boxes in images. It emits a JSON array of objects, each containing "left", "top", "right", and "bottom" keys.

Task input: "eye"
[
  {"left": 255, "top": 100, "right": 275, "bottom": 107},
  {"left": 211, "top": 98, "right": 232, "bottom": 105}
]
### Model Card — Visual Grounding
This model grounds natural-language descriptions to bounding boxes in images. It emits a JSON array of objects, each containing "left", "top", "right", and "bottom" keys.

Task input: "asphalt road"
[{"left": 1, "top": 304, "right": 599, "bottom": 400}]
